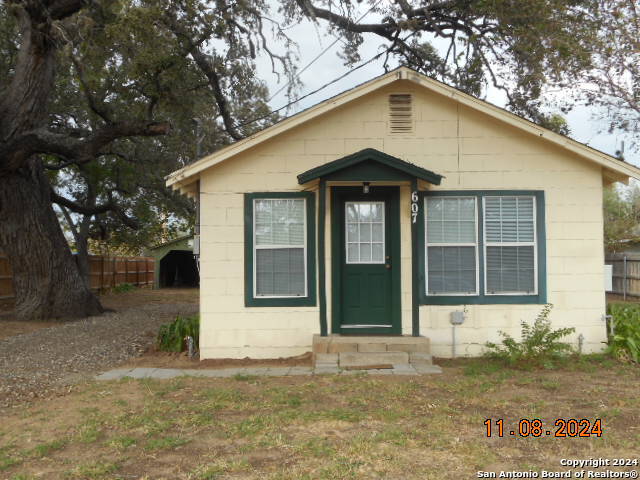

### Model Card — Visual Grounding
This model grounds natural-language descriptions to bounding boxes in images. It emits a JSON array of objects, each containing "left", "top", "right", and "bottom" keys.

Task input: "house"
[
  {"left": 147, "top": 234, "right": 199, "bottom": 289},
  {"left": 166, "top": 67, "right": 640, "bottom": 363}
]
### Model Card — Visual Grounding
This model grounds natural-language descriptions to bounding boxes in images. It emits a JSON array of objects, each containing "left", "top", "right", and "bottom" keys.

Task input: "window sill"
[
  {"left": 420, "top": 294, "right": 546, "bottom": 305},
  {"left": 245, "top": 297, "right": 316, "bottom": 307}
]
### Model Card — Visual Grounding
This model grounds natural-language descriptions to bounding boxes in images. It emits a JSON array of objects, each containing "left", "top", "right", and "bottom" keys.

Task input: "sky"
[{"left": 252, "top": 8, "right": 639, "bottom": 168}]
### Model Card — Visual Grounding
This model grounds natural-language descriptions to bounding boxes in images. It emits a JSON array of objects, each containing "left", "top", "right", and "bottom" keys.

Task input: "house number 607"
[{"left": 411, "top": 191, "right": 419, "bottom": 223}]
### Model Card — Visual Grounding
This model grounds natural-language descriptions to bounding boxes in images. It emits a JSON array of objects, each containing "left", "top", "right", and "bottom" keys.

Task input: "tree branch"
[
  {"left": 51, "top": 190, "right": 140, "bottom": 229},
  {"left": 163, "top": 11, "right": 244, "bottom": 141},
  {"left": 1, "top": 121, "right": 171, "bottom": 175}
]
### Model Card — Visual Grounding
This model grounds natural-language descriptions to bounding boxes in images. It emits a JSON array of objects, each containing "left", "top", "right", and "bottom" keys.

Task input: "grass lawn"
[{"left": 0, "top": 356, "right": 638, "bottom": 479}]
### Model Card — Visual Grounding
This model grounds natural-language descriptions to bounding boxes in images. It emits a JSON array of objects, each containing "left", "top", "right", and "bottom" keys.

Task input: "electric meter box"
[{"left": 450, "top": 311, "right": 465, "bottom": 325}]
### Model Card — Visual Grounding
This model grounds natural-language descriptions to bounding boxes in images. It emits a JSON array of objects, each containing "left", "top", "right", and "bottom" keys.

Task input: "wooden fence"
[
  {"left": 606, "top": 254, "right": 640, "bottom": 299},
  {"left": 0, "top": 254, "right": 154, "bottom": 307}
]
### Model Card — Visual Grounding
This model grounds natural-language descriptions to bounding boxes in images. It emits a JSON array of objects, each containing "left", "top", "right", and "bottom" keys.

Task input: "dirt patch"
[
  {"left": 124, "top": 348, "right": 313, "bottom": 369},
  {"left": 0, "top": 288, "right": 198, "bottom": 340},
  {"left": 0, "top": 319, "right": 61, "bottom": 341},
  {"left": 0, "top": 288, "right": 198, "bottom": 410},
  {"left": 100, "top": 287, "right": 198, "bottom": 310}
]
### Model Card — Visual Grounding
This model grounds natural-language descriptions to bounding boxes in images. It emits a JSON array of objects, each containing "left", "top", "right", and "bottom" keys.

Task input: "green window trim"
[
  {"left": 244, "top": 192, "right": 317, "bottom": 307},
  {"left": 418, "top": 190, "right": 547, "bottom": 305}
]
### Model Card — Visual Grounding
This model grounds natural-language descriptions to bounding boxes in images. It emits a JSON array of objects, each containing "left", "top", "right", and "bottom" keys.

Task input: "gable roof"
[
  {"left": 167, "top": 67, "right": 640, "bottom": 196},
  {"left": 149, "top": 233, "right": 193, "bottom": 251},
  {"left": 298, "top": 148, "right": 443, "bottom": 185}
]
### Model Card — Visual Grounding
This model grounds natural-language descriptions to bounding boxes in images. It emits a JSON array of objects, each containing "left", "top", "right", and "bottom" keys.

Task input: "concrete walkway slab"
[
  {"left": 125, "top": 368, "right": 158, "bottom": 379},
  {"left": 151, "top": 368, "right": 185, "bottom": 379},
  {"left": 288, "top": 367, "right": 314, "bottom": 375},
  {"left": 96, "top": 364, "right": 442, "bottom": 381},
  {"left": 95, "top": 369, "right": 134, "bottom": 381}
]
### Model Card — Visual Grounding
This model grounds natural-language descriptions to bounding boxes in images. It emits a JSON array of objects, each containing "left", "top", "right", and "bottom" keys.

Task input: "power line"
[
  {"left": 267, "top": 0, "right": 385, "bottom": 103},
  {"left": 235, "top": 30, "right": 419, "bottom": 129},
  {"left": 235, "top": 27, "right": 419, "bottom": 130},
  {"left": 235, "top": 48, "right": 387, "bottom": 129}
]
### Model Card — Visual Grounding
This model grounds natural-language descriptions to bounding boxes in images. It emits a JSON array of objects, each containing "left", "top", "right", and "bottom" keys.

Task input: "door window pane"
[{"left": 346, "top": 202, "right": 385, "bottom": 264}]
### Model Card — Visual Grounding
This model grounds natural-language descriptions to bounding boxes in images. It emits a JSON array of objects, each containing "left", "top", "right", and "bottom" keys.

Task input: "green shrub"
[
  {"left": 484, "top": 304, "right": 575, "bottom": 368},
  {"left": 157, "top": 315, "right": 199, "bottom": 352},
  {"left": 606, "top": 303, "right": 640, "bottom": 363},
  {"left": 112, "top": 283, "right": 135, "bottom": 293}
]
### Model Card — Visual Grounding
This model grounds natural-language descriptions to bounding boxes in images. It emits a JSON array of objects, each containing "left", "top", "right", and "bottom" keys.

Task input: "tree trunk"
[
  {"left": 59, "top": 205, "right": 92, "bottom": 283},
  {"left": 0, "top": 159, "right": 103, "bottom": 320},
  {"left": 75, "top": 217, "right": 91, "bottom": 283}
]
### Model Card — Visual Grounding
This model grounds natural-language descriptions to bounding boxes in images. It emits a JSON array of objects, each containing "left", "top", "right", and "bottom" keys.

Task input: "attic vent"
[{"left": 389, "top": 94, "right": 413, "bottom": 134}]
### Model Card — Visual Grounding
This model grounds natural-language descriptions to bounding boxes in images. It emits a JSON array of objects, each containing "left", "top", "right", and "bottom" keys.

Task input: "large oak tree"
[{"left": 0, "top": 0, "right": 287, "bottom": 320}]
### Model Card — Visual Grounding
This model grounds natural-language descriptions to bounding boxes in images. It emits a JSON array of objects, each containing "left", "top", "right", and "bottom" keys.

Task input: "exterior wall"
[{"left": 198, "top": 80, "right": 607, "bottom": 359}]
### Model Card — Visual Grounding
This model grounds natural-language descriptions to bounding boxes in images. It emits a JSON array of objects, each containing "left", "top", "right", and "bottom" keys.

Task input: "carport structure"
[{"left": 148, "top": 235, "right": 199, "bottom": 288}]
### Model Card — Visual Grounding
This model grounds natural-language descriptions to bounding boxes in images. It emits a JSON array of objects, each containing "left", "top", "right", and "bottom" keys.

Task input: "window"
[
  {"left": 244, "top": 192, "right": 316, "bottom": 307},
  {"left": 420, "top": 191, "right": 546, "bottom": 305},
  {"left": 255, "top": 198, "right": 305, "bottom": 296},
  {"left": 425, "top": 197, "right": 478, "bottom": 295},
  {"left": 345, "top": 202, "right": 385, "bottom": 264},
  {"left": 484, "top": 196, "right": 536, "bottom": 295}
]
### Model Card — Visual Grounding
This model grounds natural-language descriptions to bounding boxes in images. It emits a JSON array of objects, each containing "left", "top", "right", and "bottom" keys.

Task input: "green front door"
[{"left": 331, "top": 186, "right": 401, "bottom": 335}]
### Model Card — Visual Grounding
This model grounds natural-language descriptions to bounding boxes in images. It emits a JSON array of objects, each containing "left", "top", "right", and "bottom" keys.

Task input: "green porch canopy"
[{"left": 297, "top": 148, "right": 443, "bottom": 185}]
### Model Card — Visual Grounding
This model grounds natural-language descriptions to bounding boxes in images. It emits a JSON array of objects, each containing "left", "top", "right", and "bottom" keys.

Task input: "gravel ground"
[{"left": 0, "top": 301, "right": 197, "bottom": 410}]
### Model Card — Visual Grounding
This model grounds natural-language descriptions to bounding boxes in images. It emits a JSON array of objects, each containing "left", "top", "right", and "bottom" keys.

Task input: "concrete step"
[
  {"left": 409, "top": 352, "right": 433, "bottom": 365},
  {"left": 314, "top": 352, "right": 338, "bottom": 367},
  {"left": 313, "top": 335, "right": 431, "bottom": 355},
  {"left": 339, "top": 351, "right": 409, "bottom": 368}
]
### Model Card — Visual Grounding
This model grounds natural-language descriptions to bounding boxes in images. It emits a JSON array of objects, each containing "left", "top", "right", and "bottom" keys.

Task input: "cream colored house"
[{"left": 167, "top": 67, "right": 640, "bottom": 363}]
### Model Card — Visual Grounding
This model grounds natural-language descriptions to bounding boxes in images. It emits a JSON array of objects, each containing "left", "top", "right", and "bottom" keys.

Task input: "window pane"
[
  {"left": 371, "top": 204, "right": 383, "bottom": 221},
  {"left": 372, "top": 223, "right": 383, "bottom": 242},
  {"left": 485, "top": 196, "right": 534, "bottom": 243},
  {"left": 426, "top": 221, "right": 443, "bottom": 243},
  {"left": 347, "top": 223, "right": 358, "bottom": 242},
  {"left": 485, "top": 246, "right": 535, "bottom": 294},
  {"left": 459, "top": 220, "right": 475, "bottom": 242},
  {"left": 360, "top": 244, "right": 372, "bottom": 262},
  {"left": 372, "top": 243, "right": 384, "bottom": 262},
  {"left": 289, "top": 222, "right": 304, "bottom": 245},
  {"left": 427, "top": 246, "right": 476, "bottom": 294},
  {"left": 347, "top": 243, "right": 359, "bottom": 263},
  {"left": 426, "top": 197, "right": 475, "bottom": 244},
  {"left": 359, "top": 223, "right": 371, "bottom": 242},
  {"left": 256, "top": 248, "right": 305, "bottom": 296},
  {"left": 460, "top": 198, "right": 475, "bottom": 219},
  {"left": 255, "top": 199, "right": 304, "bottom": 246},
  {"left": 346, "top": 204, "right": 358, "bottom": 222},
  {"left": 359, "top": 203, "right": 372, "bottom": 221}
]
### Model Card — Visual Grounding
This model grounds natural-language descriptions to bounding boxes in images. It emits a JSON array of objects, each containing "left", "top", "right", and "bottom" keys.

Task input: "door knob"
[{"left": 385, "top": 264, "right": 391, "bottom": 269}]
